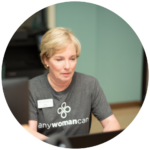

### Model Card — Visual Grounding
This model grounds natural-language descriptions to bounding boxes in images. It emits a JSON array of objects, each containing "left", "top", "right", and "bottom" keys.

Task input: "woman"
[{"left": 28, "top": 27, "right": 120, "bottom": 141}]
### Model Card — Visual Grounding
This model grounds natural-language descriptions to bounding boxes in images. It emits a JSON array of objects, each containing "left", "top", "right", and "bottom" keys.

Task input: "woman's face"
[{"left": 45, "top": 43, "right": 77, "bottom": 83}]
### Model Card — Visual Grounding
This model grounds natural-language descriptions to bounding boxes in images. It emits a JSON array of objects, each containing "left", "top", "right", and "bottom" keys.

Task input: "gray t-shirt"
[{"left": 29, "top": 72, "right": 113, "bottom": 137}]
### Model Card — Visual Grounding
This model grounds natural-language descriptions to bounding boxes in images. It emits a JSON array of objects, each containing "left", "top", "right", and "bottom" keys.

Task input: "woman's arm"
[
  {"left": 100, "top": 114, "right": 121, "bottom": 132},
  {"left": 28, "top": 120, "right": 48, "bottom": 141}
]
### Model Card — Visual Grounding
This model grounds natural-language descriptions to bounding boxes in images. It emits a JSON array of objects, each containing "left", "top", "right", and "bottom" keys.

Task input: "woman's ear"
[{"left": 43, "top": 55, "right": 48, "bottom": 66}]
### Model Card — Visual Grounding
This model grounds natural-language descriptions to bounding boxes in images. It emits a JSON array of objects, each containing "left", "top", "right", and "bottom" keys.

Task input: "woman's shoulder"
[
  {"left": 29, "top": 73, "right": 47, "bottom": 87},
  {"left": 74, "top": 72, "right": 97, "bottom": 83},
  {"left": 74, "top": 72, "right": 99, "bottom": 92}
]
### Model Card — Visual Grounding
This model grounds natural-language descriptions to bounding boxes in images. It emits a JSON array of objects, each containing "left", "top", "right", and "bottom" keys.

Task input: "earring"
[{"left": 46, "top": 65, "right": 49, "bottom": 67}]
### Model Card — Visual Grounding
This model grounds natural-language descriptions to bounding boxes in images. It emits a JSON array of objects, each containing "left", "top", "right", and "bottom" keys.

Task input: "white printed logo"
[{"left": 57, "top": 102, "right": 71, "bottom": 119}]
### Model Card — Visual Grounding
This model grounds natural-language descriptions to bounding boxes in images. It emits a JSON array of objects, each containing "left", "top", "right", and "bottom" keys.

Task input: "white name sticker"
[{"left": 37, "top": 99, "right": 54, "bottom": 109}]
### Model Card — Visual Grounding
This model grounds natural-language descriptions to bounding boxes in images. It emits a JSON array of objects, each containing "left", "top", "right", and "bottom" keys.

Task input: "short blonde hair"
[{"left": 40, "top": 27, "right": 81, "bottom": 69}]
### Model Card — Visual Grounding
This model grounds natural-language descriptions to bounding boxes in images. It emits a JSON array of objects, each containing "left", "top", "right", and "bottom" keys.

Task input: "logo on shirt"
[{"left": 57, "top": 102, "right": 71, "bottom": 119}]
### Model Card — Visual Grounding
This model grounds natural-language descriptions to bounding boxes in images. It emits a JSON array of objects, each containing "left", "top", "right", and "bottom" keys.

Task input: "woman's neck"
[{"left": 47, "top": 73, "right": 72, "bottom": 92}]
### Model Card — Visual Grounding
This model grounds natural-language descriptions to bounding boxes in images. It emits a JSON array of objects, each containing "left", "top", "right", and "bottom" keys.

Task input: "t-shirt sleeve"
[
  {"left": 29, "top": 90, "right": 38, "bottom": 121},
  {"left": 91, "top": 79, "right": 113, "bottom": 121}
]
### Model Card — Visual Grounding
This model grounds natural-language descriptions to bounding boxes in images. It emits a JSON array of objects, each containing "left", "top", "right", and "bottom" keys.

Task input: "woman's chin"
[
  {"left": 59, "top": 75, "right": 72, "bottom": 83},
  {"left": 60, "top": 77, "right": 71, "bottom": 82}
]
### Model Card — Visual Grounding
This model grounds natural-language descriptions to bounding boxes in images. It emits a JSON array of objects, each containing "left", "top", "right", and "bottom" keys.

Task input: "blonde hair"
[{"left": 40, "top": 27, "right": 81, "bottom": 69}]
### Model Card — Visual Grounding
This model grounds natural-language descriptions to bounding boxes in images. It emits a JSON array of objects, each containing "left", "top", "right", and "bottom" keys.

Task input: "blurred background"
[{"left": 1, "top": 2, "right": 149, "bottom": 134}]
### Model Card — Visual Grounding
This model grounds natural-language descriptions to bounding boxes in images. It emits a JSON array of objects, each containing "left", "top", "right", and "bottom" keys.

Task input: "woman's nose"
[{"left": 64, "top": 60, "right": 70, "bottom": 69}]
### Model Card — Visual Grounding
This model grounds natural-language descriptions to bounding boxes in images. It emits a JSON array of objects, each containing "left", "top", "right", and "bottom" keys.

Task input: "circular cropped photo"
[{"left": 2, "top": 1, "right": 148, "bottom": 149}]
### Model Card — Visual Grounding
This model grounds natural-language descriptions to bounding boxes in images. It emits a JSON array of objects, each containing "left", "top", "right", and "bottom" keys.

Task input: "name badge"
[{"left": 37, "top": 99, "right": 54, "bottom": 109}]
